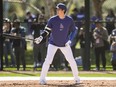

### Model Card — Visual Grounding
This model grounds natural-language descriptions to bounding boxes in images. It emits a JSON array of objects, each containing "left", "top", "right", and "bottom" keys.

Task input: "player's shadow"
[
  {"left": 4, "top": 70, "right": 36, "bottom": 76},
  {"left": 46, "top": 83, "right": 84, "bottom": 87}
]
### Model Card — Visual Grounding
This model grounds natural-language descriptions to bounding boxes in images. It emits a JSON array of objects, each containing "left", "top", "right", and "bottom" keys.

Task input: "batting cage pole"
[
  {"left": 84, "top": 0, "right": 91, "bottom": 70},
  {"left": 0, "top": 0, "right": 3, "bottom": 71}
]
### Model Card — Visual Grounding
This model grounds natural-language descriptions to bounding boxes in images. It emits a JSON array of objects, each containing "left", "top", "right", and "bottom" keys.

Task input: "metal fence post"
[
  {"left": 84, "top": 0, "right": 91, "bottom": 70},
  {"left": 0, "top": 0, "right": 3, "bottom": 71}
]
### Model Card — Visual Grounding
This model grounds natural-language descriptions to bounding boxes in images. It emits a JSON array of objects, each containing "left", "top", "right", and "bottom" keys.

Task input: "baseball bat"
[{"left": 2, "top": 33, "right": 34, "bottom": 41}]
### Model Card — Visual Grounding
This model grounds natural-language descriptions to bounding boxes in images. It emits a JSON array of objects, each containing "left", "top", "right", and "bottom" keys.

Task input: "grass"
[
  {"left": 2, "top": 42, "right": 115, "bottom": 78},
  {"left": 0, "top": 70, "right": 116, "bottom": 77},
  {"left": 0, "top": 65, "right": 116, "bottom": 77}
]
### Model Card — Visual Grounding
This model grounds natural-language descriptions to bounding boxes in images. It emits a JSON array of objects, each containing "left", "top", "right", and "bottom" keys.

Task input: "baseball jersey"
[{"left": 46, "top": 15, "right": 76, "bottom": 47}]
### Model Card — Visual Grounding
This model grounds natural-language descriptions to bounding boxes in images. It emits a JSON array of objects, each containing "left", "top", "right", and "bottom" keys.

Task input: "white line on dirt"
[{"left": 0, "top": 77, "right": 116, "bottom": 81}]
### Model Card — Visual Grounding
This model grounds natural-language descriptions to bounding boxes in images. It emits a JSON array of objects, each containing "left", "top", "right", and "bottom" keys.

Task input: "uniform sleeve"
[
  {"left": 45, "top": 18, "right": 53, "bottom": 29},
  {"left": 69, "top": 19, "right": 78, "bottom": 41},
  {"left": 70, "top": 19, "right": 76, "bottom": 32},
  {"left": 69, "top": 26, "right": 78, "bottom": 41},
  {"left": 40, "top": 18, "right": 52, "bottom": 38}
]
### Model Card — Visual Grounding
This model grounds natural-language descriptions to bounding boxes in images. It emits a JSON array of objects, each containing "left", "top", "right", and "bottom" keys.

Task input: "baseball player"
[{"left": 35, "top": 3, "right": 80, "bottom": 85}]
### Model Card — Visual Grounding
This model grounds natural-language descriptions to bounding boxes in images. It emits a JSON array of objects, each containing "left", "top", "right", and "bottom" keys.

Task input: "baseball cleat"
[
  {"left": 40, "top": 79, "right": 46, "bottom": 85},
  {"left": 75, "top": 77, "right": 80, "bottom": 84}
]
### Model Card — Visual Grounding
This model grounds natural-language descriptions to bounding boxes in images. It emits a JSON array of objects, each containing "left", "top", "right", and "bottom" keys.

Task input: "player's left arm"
[
  {"left": 69, "top": 26, "right": 78, "bottom": 41},
  {"left": 65, "top": 22, "right": 78, "bottom": 47},
  {"left": 68, "top": 18, "right": 78, "bottom": 41}
]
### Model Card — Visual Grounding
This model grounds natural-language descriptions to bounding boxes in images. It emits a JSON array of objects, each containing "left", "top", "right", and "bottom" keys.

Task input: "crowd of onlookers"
[
  {"left": 2, "top": 6, "right": 47, "bottom": 71},
  {"left": 70, "top": 7, "right": 116, "bottom": 71},
  {"left": 2, "top": 6, "right": 116, "bottom": 71}
]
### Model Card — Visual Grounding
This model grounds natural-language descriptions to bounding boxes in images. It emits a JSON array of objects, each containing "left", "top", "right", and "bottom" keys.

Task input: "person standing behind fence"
[
  {"left": 11, "top": 19, "right": 26, "bottom": 71},
  {"left": 78, "top": 26, "right": 86, "bottom": 70},
  {"left": 3, "top": 18, "right": 15, "bottom": 67},
  {"left": 93, "top": 21, "right": 108, "bottom": 71},
  {"left": 70, "top": 8, "right": 78, "bottom": 27},
  {"left": 31, "top": 14, "right": 47, "bottom": 71},
  {"left": 76, "top": 6, "right": 85, "bottom": 30},
  {"left": 24, "top": 11, "right": 36, "bottom": 35},
  {"left": 105, "top": 9, "right": 115, "bottom": 35},
  {"left": 110, "top": 40, "right": 116, "bottom": 70},
  {"left": 70, "top": 8, "right": 78, "bottom": 58},
  {"left": 109, "top": 29, "right": 116, "bottom": 70}
]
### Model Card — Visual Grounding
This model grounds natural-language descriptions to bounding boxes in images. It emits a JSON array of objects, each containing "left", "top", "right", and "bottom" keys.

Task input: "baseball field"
[{"left": 0, "top": 70, "right": 116, "bottom": 87}]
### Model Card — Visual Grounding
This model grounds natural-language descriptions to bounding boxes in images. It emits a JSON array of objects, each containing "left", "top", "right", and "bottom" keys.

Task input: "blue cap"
[{"left": 56, "top": 3, "right": 67, "bottom": 11}]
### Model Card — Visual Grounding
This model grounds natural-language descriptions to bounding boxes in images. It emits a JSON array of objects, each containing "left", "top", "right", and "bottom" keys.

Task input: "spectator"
[
  {"left": 109, "top": 28, "right": 116, "bottom": 70},
  {"left": 52, "top": 49, "right": 71, "bottom": 71},
  {"left": 51, "top": 49, "right": 64, "bottom": 71},
  {"left": 11, "top": 19, "right": 26, "bottom": 71},
  {"left": 90, "top": 15, "right": 102, "bottom": 32},
  {"left": 78, "top": 25, "right": 92, "bottom": 70},
  {"left": 3, "top": 18, "right": 15, "bottom": 67},
  {"left": 93, "top": 21, "right": 108, "bottom": 71},
  {"left": 78, "top": 27, "right": 86, "bottom": 70},
  {"left": 31, "top": 16, "right": 47, "bottom": 71},
  {"left": 24, "top": 11, "right": 36, "bottom": 35},
  {"left": 11, "top": 13, "right": 18, "bottom": 22},
  {"left": 70, "top": 27, "right": 78, "bottom": 57},
  {"left": 105, "top": 9, "right": 115, "bottom": 35},
  {"left": 77, "top": 6, "right": 85, "bottom": 30},
  {"left": 70, "top": 8, "right": 79, "bottom": 58},
  {"left": 110, "top": 40, "right": 116, "bottom": 70},
  {"left": 70, "top": 8, "right": 78, "bottom": 26}
]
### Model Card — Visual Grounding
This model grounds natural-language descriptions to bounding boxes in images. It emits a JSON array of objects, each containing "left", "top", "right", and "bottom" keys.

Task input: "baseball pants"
[{"left": 40, "top": 44, "right": 79, "bottom": 81}]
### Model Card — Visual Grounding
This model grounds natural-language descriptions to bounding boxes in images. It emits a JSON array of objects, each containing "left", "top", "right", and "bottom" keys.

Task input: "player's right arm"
[
  {"left": 34, "top": 17, "right": 53, "bottom": 44},
  {"left": 41, "top": 26, "right": 51, "bottom": 37},
  {"left": 34, "top": 25, "right": 51, "bottom": 44}
]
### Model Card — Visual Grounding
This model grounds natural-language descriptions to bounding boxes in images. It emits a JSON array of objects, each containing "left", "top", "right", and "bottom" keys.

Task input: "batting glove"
[
  {"left": 65, "top": 40, "right": 71, "bottom": 47},
  {"left": 34, "top": 36, "right": 43, "bottom": 44}
]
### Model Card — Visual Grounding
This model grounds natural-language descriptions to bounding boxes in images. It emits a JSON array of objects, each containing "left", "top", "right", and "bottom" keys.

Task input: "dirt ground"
[{"left": 0, "top": 80, "right": 116, "bottom": 87}]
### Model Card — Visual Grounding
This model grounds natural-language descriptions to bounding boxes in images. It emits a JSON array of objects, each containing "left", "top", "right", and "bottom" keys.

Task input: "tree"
[{"left": 93, "top": 0, "right": 106, "bottom": 18}]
